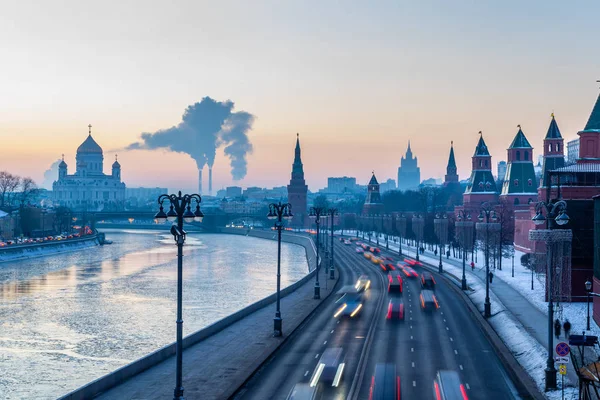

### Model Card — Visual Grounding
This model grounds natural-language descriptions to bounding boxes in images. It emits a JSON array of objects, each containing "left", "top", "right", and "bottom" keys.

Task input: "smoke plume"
[
  {"left": 126, "top": 97, "right": 254, "bottom": 179},
  {"left": 42, "top": 159, "right": 62, "bottom": 189}
]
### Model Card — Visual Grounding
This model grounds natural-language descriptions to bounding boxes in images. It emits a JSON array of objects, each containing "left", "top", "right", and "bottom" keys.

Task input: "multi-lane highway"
[{"left": 232, "top": 237, "right": 521, "bottom": 400}]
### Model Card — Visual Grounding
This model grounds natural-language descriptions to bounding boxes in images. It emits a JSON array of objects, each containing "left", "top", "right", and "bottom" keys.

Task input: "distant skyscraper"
[
  {"left": 362, "top": 172, "right": 384, "bottom": 215},
  {"left": 397, "top": 141, "right": 420, "bottom": 190},
  {"left": 444, "top": 141, "right": 459, "bottom": 186},
  {"left": 497, "top": 161, "right": 507, "bottom": 181},
  {"left": 379, "top": 178, "right": 396, "bottom": 193},
  {"left": 225, "top": 186, "right": 243, "bottom": 198},
  {"left": 287, "top": 134, "right": 308, "bottom": 227}
]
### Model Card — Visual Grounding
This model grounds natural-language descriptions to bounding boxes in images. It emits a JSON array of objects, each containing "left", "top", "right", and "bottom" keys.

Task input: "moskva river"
[{"left": 0, "top": 230, "right": 308, "bottom": 399}]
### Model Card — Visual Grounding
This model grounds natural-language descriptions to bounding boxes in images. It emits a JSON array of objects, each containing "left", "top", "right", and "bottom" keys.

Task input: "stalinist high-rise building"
[
  {"left": 287, "top": 134, "right": 308, "bottom": 228},
  {"left": 397, "top": 141, "right": 421, "bottom": 190}
]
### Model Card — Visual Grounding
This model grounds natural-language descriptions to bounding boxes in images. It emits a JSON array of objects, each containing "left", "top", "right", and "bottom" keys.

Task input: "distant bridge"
[{"left": 72, "top": 210, "right": 268, "bottom": 232}]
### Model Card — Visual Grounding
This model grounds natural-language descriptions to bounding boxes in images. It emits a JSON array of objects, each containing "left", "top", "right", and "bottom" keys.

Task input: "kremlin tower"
[
  {"left": 462, "top": 133, "right": 498, "bottom": 209},
  {"left": 499, "top": 126, "right": 538, "bottom": 206},
  {"left": 287, "top": 134, "right": 308, "bottom": 228}
]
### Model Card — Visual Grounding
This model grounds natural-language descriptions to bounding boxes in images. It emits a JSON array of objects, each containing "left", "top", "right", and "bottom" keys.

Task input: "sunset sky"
[{"left": 1, "top": 1, "right": 599, "bottom": 192}]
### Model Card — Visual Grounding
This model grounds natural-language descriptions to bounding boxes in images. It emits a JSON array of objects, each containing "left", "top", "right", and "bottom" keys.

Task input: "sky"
[{"left": 1, "top": 0, "right": 600, "bottom": 193}]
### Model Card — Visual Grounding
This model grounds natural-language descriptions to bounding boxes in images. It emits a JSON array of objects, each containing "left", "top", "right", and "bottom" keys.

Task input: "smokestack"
[
  {"left": 209, "top": 167, "right": 213, "bottom": 196},
  {"left": 198, "top": 168, "right": 203, "bottom": 195}
]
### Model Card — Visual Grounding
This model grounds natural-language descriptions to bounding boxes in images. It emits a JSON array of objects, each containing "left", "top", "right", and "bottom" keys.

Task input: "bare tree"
[
  {"left": 18, "top": 177, "right": 39, "bottom": 206},
  {"left": 0, "top": 171, "right": 21, "bottom": 208}
]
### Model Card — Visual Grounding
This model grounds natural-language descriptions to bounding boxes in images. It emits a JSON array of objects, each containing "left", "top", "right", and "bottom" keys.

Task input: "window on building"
[
  {"left": 524, "top": 152, "right": 529, "bottom": 161},
  {"left": 548, "top": 144, "right": 552, "bottom": 153},
  {"left": 516, "top": 151, "right": 521, "bottom": 161},
  {"left": 514, "top": 198, "right": 520, "bottom": 205},
  {"left": 514, "top": 179, "right": 519, "bottom": 186},
  {"left": 528, "top": 179, "right": 532, "bottom": 186}
]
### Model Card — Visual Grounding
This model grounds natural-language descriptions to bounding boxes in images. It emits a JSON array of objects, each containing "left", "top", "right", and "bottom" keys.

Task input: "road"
[{"left": 233, "top": 237, "right": 521, "bottom": 400}]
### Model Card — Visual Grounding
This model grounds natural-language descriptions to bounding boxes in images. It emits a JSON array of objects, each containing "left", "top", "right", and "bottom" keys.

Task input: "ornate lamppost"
[
  {"left": 412, "top": 214, "right": 424, "bottom": 261},
  {"left": 476, "top": 202, "right": 499, "bottom": 319},
  {"left": 154, "top": 191, "right": 203, "bottom": 400},
  {"left": 309, "top": 206, "right": 326, "bottom": 299},
  {"left": 455, "top": 210, "right": 473, "bottom": 290},
  {"left": 396, "top": 213, "right": 406, "bottom": 256},
  {"left": 530, "top": 199, "right": 570, "bottom": 391},
  {"left": 267, "top": 202, "right": 293, "bottom": 337},
  {"left": 327, "top": 208, "right": 338, "bottom": 280},
  {"left": 434, "top": 212, "right": 449, "bottom": 273}
]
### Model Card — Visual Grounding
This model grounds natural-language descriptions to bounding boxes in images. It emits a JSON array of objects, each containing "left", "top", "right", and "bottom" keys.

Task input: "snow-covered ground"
[{"left": 350, "top": 231, "right": 585, "bottom": 399}]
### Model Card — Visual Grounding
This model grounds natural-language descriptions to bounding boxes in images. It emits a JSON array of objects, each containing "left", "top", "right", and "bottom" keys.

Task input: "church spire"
[
  {"left": 545, "top": 113, "right": 563, "bottom": 139},
  {"left": 444, "top": 141, "right": 459, "bottom": 185},
  {"left": 291, "top": 133, "right": 304, "bottom": 180}
]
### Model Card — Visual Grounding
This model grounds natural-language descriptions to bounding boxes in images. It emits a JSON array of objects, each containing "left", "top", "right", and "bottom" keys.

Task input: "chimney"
[
  {"left": 198, "top": 168, "right": 203, "bottom": 195},
  {"left": 209, "top": 167, "right": 213, "bottom": 196}
]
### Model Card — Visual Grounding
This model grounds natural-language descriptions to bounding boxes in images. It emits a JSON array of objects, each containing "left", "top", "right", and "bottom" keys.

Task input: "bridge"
[{"left": 71, "top": 210, "right": 268, "bottom": 232}]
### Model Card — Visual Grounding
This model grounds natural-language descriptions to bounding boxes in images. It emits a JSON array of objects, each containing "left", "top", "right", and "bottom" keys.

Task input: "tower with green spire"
[
  {"left": 499, "top": 126, "right": 538, "bottom": 206},
  {"left": 539, "top": 114, "right": 565, "bottom": 196},
  {"left": 444, "top": 141, "right": 459, "bottom": 185},
  {"left": 287, "top": 133, "right": 308, "bottom": 227},
  {"left": 362, "top": 172, "right": 384, "bottom": 215},
  {"left": 463, "top": 132, "right": 498, "bottom": 208}
]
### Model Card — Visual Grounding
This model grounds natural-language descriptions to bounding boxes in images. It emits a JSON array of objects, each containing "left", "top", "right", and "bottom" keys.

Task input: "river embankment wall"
[
  {"left": 59, "top": 230, "right": 317, "bottom": 400},
  {"left": 0, "top": 234, "right": 99, "bottom": 263}
]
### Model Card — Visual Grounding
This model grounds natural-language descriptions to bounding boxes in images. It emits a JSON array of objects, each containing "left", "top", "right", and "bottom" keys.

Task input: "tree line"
[{"left": 0, "top": 171, "right": 39, "bottom": 210}]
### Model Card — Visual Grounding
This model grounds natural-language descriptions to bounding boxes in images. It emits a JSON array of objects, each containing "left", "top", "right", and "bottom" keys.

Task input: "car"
[
  {"left": 344, "top": 240, "right": 352, "bottom": 245},
  {"left": 421, "top": 272, "right": 436, "bottom": 289},
  {"left": 356, "top": 275, "right": 371, "bottom": 291},
  {"left": 383, "top": 256, "right": 394, "bottom": 261},
  {"left": 364, "top": 252, "right": 373, "bottom": 260},
  {"left": 368, "top": 363, "right": 400, "bottom": 400},
  {"left": 334, "top": 292, "right": 364, "bottom": 319},
  {"left": 404, "top": 258, "right": 423, "bottom": 267},
  {"left": 386, "top": 299, "right": 404, "bottom": 320},
  {"left": 371, "top": 256, "right": 381, "bottom": 265},
  {"left": 433, "top": 370, "right": 468, "bottom": 400},
  {"left": 399, "top": 265, "right": 418, "bottom": 278},
  {"left": 388, "top": 271, "right": 403, "bottom": 293},
  {"left": 356, "top": 247, "right": 365, "bottom": 254},
  {"left": 286, "top": 383, "right": 323, "bottom": 400},
  {"left": 310, "top": 347, "right": 345, "bottom": 387},
  {"left": 420, "top": 290, "right": 439, "bottom": 310},
  {"left": 385, "top": 263, "right": 396, "bottom": 271}
]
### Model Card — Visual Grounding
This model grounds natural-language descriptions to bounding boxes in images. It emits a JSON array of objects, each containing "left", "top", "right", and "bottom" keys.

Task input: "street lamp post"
[
  {"left": 267, "top": 202, "right": 293, "bottom": 337},
  {"left": 327, "top": 208, "right": 338, "bottom": 280},
  {"left": 396, "top": 214, "right": 406, "bottom": 256},
  {"left": 530, "top": 199, "right": 570, "bottom": 391},
  {"left": 586, "top": 280, "right": 592, "bottom": 331},
  {"left": 412, "top": 214, "right": 424, "bottom": 261},
  {"left": 154, "top": 191, "right": 203, "bottom": 400},
  {"left": 309, "top": 206, "right": 326, "bottom": 299},
  {"left": 477, "top": 202, "right": 499, "bottom": 319},
  {"left": 434, "top": 212, "right": 449, "bottom": 273},
  {"left": 456, "top": 210, "right": 473, "bottom": 290}
]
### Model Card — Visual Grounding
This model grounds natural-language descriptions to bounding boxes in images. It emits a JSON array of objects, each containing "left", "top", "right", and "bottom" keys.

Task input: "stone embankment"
[{"left": 0, "top": 234, "right": 99, "bottom": 263}]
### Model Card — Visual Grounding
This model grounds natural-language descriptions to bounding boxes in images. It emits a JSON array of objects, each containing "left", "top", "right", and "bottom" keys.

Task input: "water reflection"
[{"left": 0, "top": 232, "right": 307, "bottom": 400}]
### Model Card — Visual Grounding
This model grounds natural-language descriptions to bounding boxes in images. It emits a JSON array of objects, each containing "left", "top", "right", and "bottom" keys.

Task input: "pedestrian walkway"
[{"left": 91, "top": 274, "right": 338, "bottom": 400}]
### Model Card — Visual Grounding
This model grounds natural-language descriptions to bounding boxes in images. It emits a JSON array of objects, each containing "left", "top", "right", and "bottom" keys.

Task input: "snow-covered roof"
[{"left": 0, "top": 210, "right": 8, "bottom": 218}]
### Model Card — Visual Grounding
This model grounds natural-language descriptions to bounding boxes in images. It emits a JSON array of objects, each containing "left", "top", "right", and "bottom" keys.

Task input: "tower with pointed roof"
[
  {"left": 500, "top": 126, "right": 538, "bottom": 206},
  {"left": 463, "top": 133, "right": 498, "bottom": 208},
  {"left": 538, "top": 114, "right": 565, "bottom": 199},
  {"left": 444, "top": 141, "right": 459, "bottom": 186},
  {"left": 362, "top": 172, "right": 384, "bottom": 215},
  {"left": 53, "top": 125, "right": 126, "bottom": 211},
  {"left": 287, "top": 134, "right": 308, "bottom": 227},
  {"left": 397, "top": 141, "right": 421, "bottom": 190}
]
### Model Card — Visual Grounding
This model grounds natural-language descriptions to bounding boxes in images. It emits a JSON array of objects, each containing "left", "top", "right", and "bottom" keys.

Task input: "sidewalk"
[
  {"left": 87, "top": 273, "right": 338, "bottom": 400},
  {"left": 356, "top": 234, "right": 578, "bottom": 398}
]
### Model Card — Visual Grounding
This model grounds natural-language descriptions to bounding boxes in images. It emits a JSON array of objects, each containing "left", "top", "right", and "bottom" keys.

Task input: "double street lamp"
[
  {"left": 530, "top": 199, "right": 570, "bottom": 391},
  {"left": 412, "top": 214, "right": 424, "bottom": 261},
  {"left": 267, "top": 202, "right": 293, "bottom": 337},
  {"left": 434, "top": 212, "right": 449, "bottom": 273},
  {"left": 154, "top": 191, "right": 203, "bottom": 400},
  {"left": 309, "top": 206, "right": 326, "bottom": 299},
  {"left": 476, "top": 202, "right": 499, "bottom": 319},
  {"left": 455, "top": 210, "right": 474, "bottom": 290},
  {"left": 395, "top": 214, "right": 407, "bottom": 257},
  {"left": 585, "top": 280, "right": 600, "bottom": 332}
]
